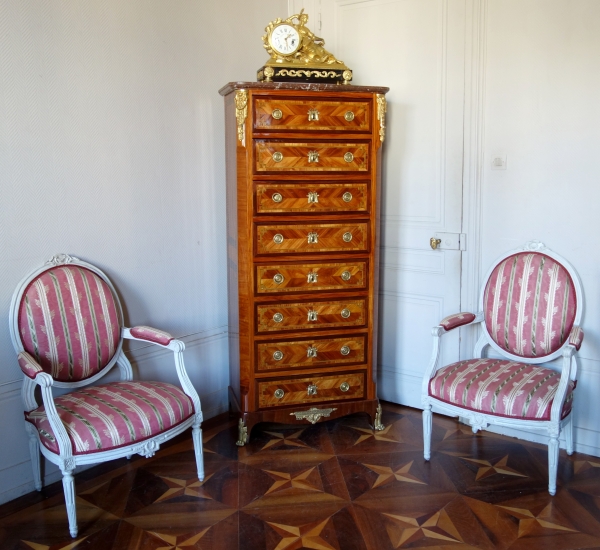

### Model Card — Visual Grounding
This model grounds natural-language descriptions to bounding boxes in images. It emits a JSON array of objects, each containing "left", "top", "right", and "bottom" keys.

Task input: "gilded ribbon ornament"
[
  {"left": 376, "top": 94, "right": 387, "bottom": 145},
  {"left": 235, "top": 90, "right": 248, "bottom": 147}
]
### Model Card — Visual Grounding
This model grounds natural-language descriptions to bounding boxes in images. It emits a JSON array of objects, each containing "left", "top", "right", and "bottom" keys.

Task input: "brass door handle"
[{"left": 430, "top": 237, "right": 441, "bottom": 250}]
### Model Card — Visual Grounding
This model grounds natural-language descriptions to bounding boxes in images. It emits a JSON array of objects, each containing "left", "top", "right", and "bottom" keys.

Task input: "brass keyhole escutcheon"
[
  {"left": 273, "top": 350, "right": 284, "bottom": 361},
  {"left": 307, "top": 384, "right": 318, "bottom": 396},
  {"left": 272, "top": 109, "right": 283, "bottom": 120},
  {"left": 344, "top": 111, "right": 355, "bottom": 122},
  {"left": 307, "top": 310, "right": 318, "bottom": 322},
  {"left": 308, "top": 232, "right": 319, "bottom": 244},
  {"left": 274, "top": 388, "right": 285, "bottom": 399},
  {"left": 272, "top": 151, "right": 283, "bottom": 163},
  {"left": 430, "top": 237, "right": 442, "bottom": 250},
  {"left": 308, "top": 150, "right": 319, "bottom": 163},
  {"left": 308, "top": 108, "right": 319, "bottom": 121},
  {"left": 344, "top": 152, "right": 354, "bottom": 163},
  {"left": 273, "top": 273, "right": 284, "bottom": 285},
  {"left": 272, "top": 192, "right": 283, "bottom": 203},
  {"left": 306, "top": 346, "right": 318, "bottom": 358}
]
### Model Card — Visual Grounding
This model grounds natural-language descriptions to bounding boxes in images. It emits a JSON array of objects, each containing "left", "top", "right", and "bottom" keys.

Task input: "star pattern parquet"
[{"left": 1, "top": 403, "right": 600, "bottom": 549}]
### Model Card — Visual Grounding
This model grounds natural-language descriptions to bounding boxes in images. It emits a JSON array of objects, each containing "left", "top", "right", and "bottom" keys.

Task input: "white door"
[{"left": 328, "top": 0, "right": 468, "bottom": 407}]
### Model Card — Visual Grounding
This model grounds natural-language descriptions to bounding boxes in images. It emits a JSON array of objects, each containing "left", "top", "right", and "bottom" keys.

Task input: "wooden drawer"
[
  {"left": 256, "top": 335, "right": 366, "bottom": 372},
  {"left": 258, "top": 372, "right": 365, "bottom": 408},
  {"left": 253, "top": 98, "right": 371, "bottom": 132},
  {"left": 257, "top": 299, "right": 366, "bottom": 333},
  {"left": 256, "top": 223, "right": 368, "bottom": 255},
  {"left": 257, "top": 262, "right": 366, "bottom": 294},
  {"left": 256, "top": 183, "right": 368, "bottom": 214},
  {"left": 255, "top": 142, "right": 369, "bottom": 172}
]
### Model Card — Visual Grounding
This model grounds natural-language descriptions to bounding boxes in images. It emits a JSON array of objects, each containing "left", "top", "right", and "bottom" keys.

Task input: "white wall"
[
  {"left": 327, "top": 0, "right": 600, "bottom": 455},
  {"left": 479, "top": 0, "right": 600, "bottom": 454},
  {"left": 0, "top": 0, "right": 286, "bottom": 504}
]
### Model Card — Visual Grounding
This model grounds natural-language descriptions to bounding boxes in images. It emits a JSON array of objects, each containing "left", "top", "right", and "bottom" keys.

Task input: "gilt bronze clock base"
[{"left": 257, "top": 65, "right": 352, "bottom": 84}]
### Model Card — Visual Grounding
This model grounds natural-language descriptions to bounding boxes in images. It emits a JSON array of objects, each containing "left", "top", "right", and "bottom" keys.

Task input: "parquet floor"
[{"left": 1, "top": 403, "right": 600, "bottom": 549}]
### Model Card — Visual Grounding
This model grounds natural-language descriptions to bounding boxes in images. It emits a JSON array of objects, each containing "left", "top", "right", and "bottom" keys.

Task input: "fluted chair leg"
[
  {"left": 192, "top": 423, "right": 205, "bottom": 482},
  {"left": 25, "top": 423, "right": 42, "bottom": 491},
  {"left": 548, "top": 432, "right": 560, "bottom": 496},
  {"left": 423, "top": 404, "right": 432, "bottom": 461},
  {"left": 564, "top": 414, "right": 574, "bottom": 456},
  {"left": 61, "top": 468, "right": 78, "bottom": 537}
]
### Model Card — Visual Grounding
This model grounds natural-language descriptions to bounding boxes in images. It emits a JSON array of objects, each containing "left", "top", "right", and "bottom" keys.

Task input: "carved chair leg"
[
  {"left": 423, "top": 404, "right": 432, "bottom": 461},
  {"left": 61, "top": 468, "right": 78, "bottom": 537},
  {"left": 548, "top": 432, "right": 560, "bottom": 496},
  {"left": 564, "top": 414, "right": 574, "bottom": 456},
  {"left": 25, "top": 422, "right": 42, "bottom": 491},
  {"left": 192, "top": 423, "right": 205, "bottom": 482}
]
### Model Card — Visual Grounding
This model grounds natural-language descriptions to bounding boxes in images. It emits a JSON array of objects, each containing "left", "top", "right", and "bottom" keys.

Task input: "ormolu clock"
[{"left": 257, "top": 10, "right": 353, "bottom": 84}]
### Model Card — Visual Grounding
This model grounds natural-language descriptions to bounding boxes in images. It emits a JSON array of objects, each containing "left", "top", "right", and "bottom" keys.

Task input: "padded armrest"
[
  {"left": 439, "top": 312, "right": 478, "bottom": 332},
  {"left": 18, "top": 352, "right": 44, "bottom": 379},
  {"left": 568, "top": 326, "right": 584, "bottom": 350},
  {"left": 125, "top": 326, "right": 174, "bottom": 346}
]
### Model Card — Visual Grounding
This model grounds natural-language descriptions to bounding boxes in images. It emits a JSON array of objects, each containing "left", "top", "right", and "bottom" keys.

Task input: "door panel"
[{"left": 334, "top": 0, "right": 466, "bottom": 407}]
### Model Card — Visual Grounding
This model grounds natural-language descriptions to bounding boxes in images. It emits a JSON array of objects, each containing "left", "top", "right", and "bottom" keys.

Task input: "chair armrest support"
[
  {"left": 550, "top": 345, "right": 577, "bottom": 424},
  {"left": 30, "top": 372, "right": 74, "bottom": 467},
  {"left": 122, "top": 327, "right": 203, "bottom": 424},
  {"left": 422, "top": 312, "right": 484, "bottom": 406}
]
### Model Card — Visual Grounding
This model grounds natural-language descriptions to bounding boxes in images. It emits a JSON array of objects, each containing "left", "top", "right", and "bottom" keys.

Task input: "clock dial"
[{"left": 269, "top": 24, "right": 301, "bottom": 55}]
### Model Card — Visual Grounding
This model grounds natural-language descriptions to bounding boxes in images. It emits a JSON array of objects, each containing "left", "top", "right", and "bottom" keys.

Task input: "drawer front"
[
  {"left": 255, "top": 142, "right": 369, "bottom": 172},
  {"left": 257, "top": 183, "right": 368, "bottom": 214},
  {"left": 256, "top": 223, "right": 368, "bottom": 255},
  {"left": 257, "top": 262, "right": 366, "bottom": 294},
  {"left": 254, "top": 99, "right": 371, "bottom": 132},
  {"left": 258, "top": 372, "right": 365, "bottom": 408},
  {"left": 257, "top": 299, "right": 366, "bottom": 333},
  {"left": 257, "top": 335, "right": 366, "bottom": 371}
]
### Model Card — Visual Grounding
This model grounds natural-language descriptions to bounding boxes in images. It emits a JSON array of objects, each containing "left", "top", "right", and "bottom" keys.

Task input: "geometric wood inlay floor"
[{"left": 1, "top": 402, "right": 600, "bottom": 549}]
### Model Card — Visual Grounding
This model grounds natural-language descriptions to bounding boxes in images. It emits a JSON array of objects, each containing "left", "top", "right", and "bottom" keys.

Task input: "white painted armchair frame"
[
  {"left": 9, "top": 254, "right": 204, "bottom": 537},
  {"left": 421, "top": 241, "right": 584, "bottom": 495}
]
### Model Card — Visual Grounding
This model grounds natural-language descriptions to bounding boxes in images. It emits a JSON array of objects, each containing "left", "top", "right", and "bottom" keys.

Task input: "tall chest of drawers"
[{"left": 219, "top": 82, "right": 389, "bottom": 445}]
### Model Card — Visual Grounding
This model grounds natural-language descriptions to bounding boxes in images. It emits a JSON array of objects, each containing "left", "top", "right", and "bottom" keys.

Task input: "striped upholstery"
[
  {"left": 440, "top": 312, "right": 476, "bottom": 331},
  {"left": 25, "top": 381, "right": 194, "bottom": 455},
  {"left": 429, "top": 359, "right": 574, "bottom": 421},
  {"left": 18, "top": 266, "right": 121, "bottom": 382},
  {"left": 483, "top": 253, "right": 577, "bottom": 358},
  {"left": 130, "top": 326, "right": 174, "bottom": 346}
]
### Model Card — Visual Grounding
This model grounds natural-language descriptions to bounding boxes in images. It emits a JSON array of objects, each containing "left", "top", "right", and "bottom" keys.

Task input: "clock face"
[{"left": 269, "top": 24, "right": 301, "bottom": 55}]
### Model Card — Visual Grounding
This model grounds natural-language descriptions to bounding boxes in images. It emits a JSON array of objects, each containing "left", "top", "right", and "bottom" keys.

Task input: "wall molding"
[{"left": 459, "top": 0, "right": 487, "bottom": 357}]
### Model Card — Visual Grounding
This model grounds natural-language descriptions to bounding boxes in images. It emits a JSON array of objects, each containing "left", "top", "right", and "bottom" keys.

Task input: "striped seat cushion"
[
  {"left": 429, "top": 359, "right": 574, "bottom": 421},
  {"left": 18, "top": 265, "right": 121, "bottom": 382},
  {"left": 25, "top": 381, "right": 194, "bottom": 455},
  {"left": 483, "top": 252, "right": 577, "bottom": 358}
]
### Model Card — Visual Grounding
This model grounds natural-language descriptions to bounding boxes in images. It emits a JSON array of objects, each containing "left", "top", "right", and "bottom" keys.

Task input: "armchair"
[
  {"left": 422, "top": 241, "right": 584, "bottom": 495},
  {"left": 9, "top": 254, "right": 204, "bottom": 537}
]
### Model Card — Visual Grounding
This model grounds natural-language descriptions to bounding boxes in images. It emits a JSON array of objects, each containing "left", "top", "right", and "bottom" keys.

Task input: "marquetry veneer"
[{"left": 219, "top": 81, "right": 389, "bottom": 445}]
